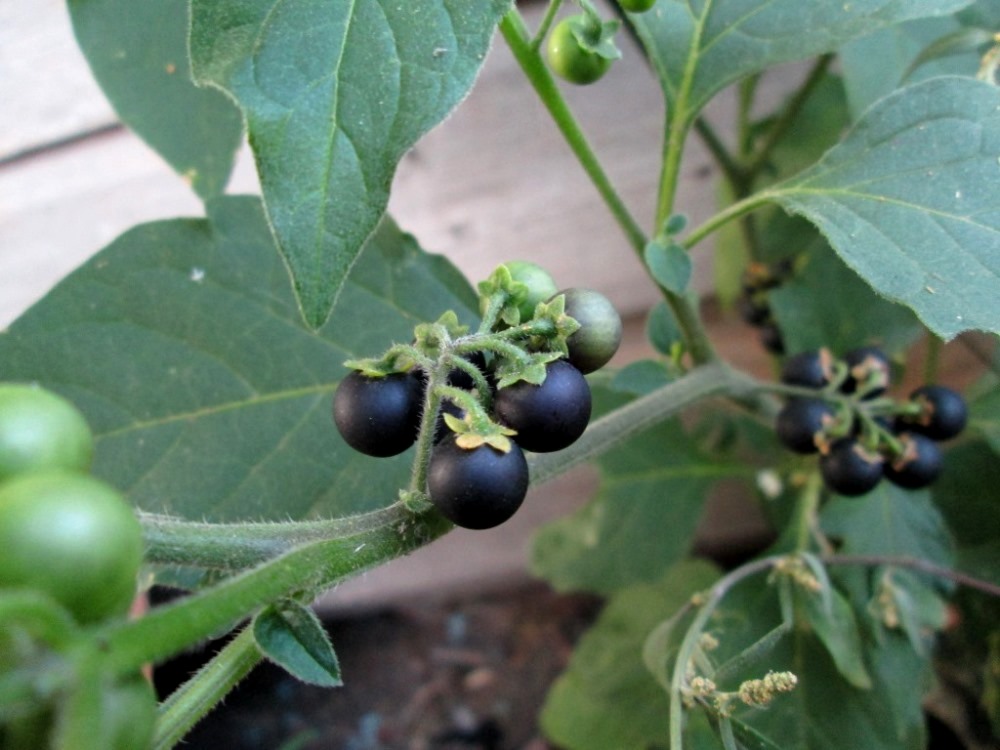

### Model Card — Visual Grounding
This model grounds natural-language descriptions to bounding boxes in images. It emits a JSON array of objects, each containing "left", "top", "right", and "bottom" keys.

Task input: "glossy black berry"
[
  {"left": 819, "top": 438, "right": 884, "bottom": 497},
  {"left": 427, "top": 438, "right": 529, "bottom": 530},
  {"left": 759, "top": 323, "right": 785, "bottom": 355},
  {"left": 884, "top": 432, "right": 943, "bottom": 490},
  {"left": 333, "top": 371, "right": 423, "bottom": 457},
  {"left": 738, "top": 294, "right": 771, "bottom": 327},
  {"left": 433, "top": 399, "right": 466, "bottom": 443},
  {"left": 447, "top": 351, "right": 489, "bottom": 391},
  {"left": 898, "top": 385, "right": 967, "bottom": 441},
  {"left": 781, "top": 350, "right": 833, "bottom": 390},
  {"left": 776, "top": 398, "right": 835, "bottom": 454},
  {"left": 494, "top": 360, "right": 592, "bottom": 453},
  {"left": 842, "top": 346, "right": 890, "bottom": 398}
]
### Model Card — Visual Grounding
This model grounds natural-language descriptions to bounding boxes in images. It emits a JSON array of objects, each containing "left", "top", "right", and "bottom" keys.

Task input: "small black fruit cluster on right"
[
  {"left": 738, "top": 260, "right": 794, "bottom": 355},
  {"left": 333, "top": 262, "right": 623, "bottom": 530},
  {"left": 774, "top": 347, "right": 967, "bottom": 497}
]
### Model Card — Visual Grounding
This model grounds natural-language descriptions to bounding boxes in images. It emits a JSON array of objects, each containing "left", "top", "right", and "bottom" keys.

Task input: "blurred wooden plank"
[{"left": 0, "top": 0, "right": 117, "bottom": 159}]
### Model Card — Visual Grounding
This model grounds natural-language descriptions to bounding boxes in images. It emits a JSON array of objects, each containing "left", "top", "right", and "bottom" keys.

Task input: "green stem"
[
  {"left": 681, "top": 191, "right": 776, "bottom": 252},
  {"left": 499, "top": 9, "right": 646, "bottom": 254},
  {"left": 140, "top": 503, "right": 411, "bottom": 571},
  {"left": 100, "top": 510, "right": 451, "bottom": 676},
  {"left": 408, "top": 359, "right": 452, "bottom": 495},
  {"left": 154, "top": 626, "right": 261, "bottom": 750},
  {"left": 528, "top": 362, "right": 755, "bottom": 483},
  {"left": 531, "top": 0, "right": 564, "bottom": 50},
  {"left": 669, "top": 556, "right": 784, "bottom": 750},
  {"left": 793, "top": 473, "right": 823, "bottom": 553},
  {"left": 825, "top": 555, "right": 1000, "bottom": 599},
  {"left": 693, "top": 117, "right": 744, "bottom": 189}
]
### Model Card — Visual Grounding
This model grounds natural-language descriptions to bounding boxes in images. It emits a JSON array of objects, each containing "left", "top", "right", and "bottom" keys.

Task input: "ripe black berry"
[
  {"left": 775, "top": 398, "right": 835, "bottom": 454},
  {"left": 333, "top": 371, "right": 424, "bottom": 457},
  {"left": 898, "top": 385, "right": 967, "bottom": 441},
  {"left": 493, "top": 360, "right": 592, "bottom": 453},
  {"left": 427, "top": 438, "right": 529, "bottom": 530},
  {"left": 884, "top": 432, "right": 943, "bottom": 489},
  {"left": 819, "top": 438, "right": 884, "bottom": 496},
  {"left": 781, "top": 350, "right": 833, "bottom": 390},
  {"left": 842, "top": 346, "right": 890, "bottom": 398}
]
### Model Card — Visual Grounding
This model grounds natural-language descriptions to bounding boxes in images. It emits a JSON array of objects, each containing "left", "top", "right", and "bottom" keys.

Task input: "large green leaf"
[
  {"left": 769, "top": 76, "right": 1000, "bottom": 340},
  {"left": 531, "top": 417, "right": 742, "bottom": 594},
  {"left": 630, "top": 0, "right": 973, "bottom": 121},
  {"left": 189, "top": 0, "right": 510, "bottom": 328},
  {"left": 971, "top": 387, "right": 1000, "bottom": 454},
  {"left": 68, "top": 0, "right": 242, "bottom": 200},
  {"left": 769, "top": 233, "right": 922, "bottom": 356},
  {"left": 0, "top": 197, "right": 478, "bottom": 522},
  {"left": 540, "top": 561, "right": 719, "bottom": 750}
]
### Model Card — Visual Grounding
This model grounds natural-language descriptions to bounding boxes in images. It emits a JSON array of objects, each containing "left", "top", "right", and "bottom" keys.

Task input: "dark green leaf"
[
  {"left": 630, "top": 0, "right": 973, "bottom": 120},
  {"left": 971, "top": 388, "right": 1000, "bottom": 454},
  {"left": 645, "top": 301, "right": 683, "bottom": 356},
  {"left": 796, "top": 584, "right": 872, "bottom": 689},
  {"left": 747, "top": 629, "right": 931, "bottom": 750},
  {"left": 531, "top": 416, "right": 741, "bottom": 594},
  {"left": 932, "top": 440, "right": 1000, "bottom": 581},
  {"left": 68, "top": 0, "right": 242, "bottom": 200},
  {"left": 0, "top": 197, "right": 478, "bottom": 522},
  {"left": 839, "top": 16, "right": 975, "bottom": 120},
  {"left": 609, "top": 359, "right": 674, "bottom": 396},
  {"left": 189, "top": 0, "right": 510, "bottom": 328},
  {"left": 770, "top": 77, "right": 1000, "bottom": 340},
  {"left": 254, "top": 601, "right": 341, "bottom": 687},
  {"left": 769, "top": 234, "right": 922, "bottom": 355},
  {"left": 540, "top": 561, "right": 718, "bottom": 750},
  {"left": 644, "top": 239, "right": 692, "bottom": 294},
  {"left": 821, "top": 484, "right": 953, "bottom": 566}
]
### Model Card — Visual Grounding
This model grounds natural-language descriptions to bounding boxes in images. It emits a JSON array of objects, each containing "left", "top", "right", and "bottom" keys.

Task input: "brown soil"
[{"left": 154, "top": 583, "right": 601, "bottom": 750}]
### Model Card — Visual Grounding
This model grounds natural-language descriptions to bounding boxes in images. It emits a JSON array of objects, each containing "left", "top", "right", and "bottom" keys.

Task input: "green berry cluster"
[{"left": 0, "top": 384, "right": 153, "bottom": 748}]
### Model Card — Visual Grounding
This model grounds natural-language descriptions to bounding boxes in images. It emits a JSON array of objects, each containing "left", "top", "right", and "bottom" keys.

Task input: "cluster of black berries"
[
  {"left": 775, "top": 347, "right": 967, "bottom": 497},
  {"left": 333, "top": 267, "right": 622, "bottom": 530},
  {"left": 739, "top": 260, "right": 794, "bottom": 355}
]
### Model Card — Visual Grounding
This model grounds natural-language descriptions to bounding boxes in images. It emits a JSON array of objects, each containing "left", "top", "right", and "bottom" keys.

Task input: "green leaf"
[
  {"left": 540, "top": 561, "right": 719, "bottom": 750},
  {"left": 0, "top": 197, "right": 478, "bottom": 522},
  {"left": 840, "top": 16, "right": 976, "bottom": 120},
  {"left": 932, "top": 440, "right": 1000, "bottom": 580},
  {"left": 796, "top": 584, "right": 872, "bottom": 689},
  {"left": 531, "top": 416, "right": 740, "bottom": 594},
  {"left": 769, "top": 76, "right": 1000, "bottom": 340},
  {"left": 254, "top": 601, "right": 342, "bottom": 687},
  {"left": 645, "top": 301, "right": 684, "bottom": 356},
  {"left": 68, "top": 0, "right": 242, "bottom": 200},
  {"left": 630, "top": 0, "right": 973, "bottom": 121},
  {"left": 971, "top": 388, "right": 1000, "bottom": 454},
  {"left": 189, "top": 0, "right": 510, "bottom": 328},
  {"left": 709, "top": 582, "right": 931, "bottom": 750},
  {"left": 821, "top": 484, "right": 953, "bottom": 567},
  {"left": 769, "top": 233, "right": 922, "bottom": 355},
  {"left": 644, "top": 239, "right": 692, "bottom": 294},
  {"left": 748, "top": 629, "right": 931, "bottom": 750}
]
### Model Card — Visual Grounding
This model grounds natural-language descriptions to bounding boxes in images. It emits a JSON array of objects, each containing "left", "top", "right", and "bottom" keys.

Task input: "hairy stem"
[
  {"left": 101, "top": 511, "right": 451, "bottom": 676},
  {"left": 153, "top": 627, "right": 261, "bottom": 750},
  {"left": 669, "top": 556, "right": 784, "bottom": 750},
  {"left": 499, "top": 10, "right": 646, "bottom": 254},
  {"left": 825, "top": 555, "right": 1000, "bottom": 598}
]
